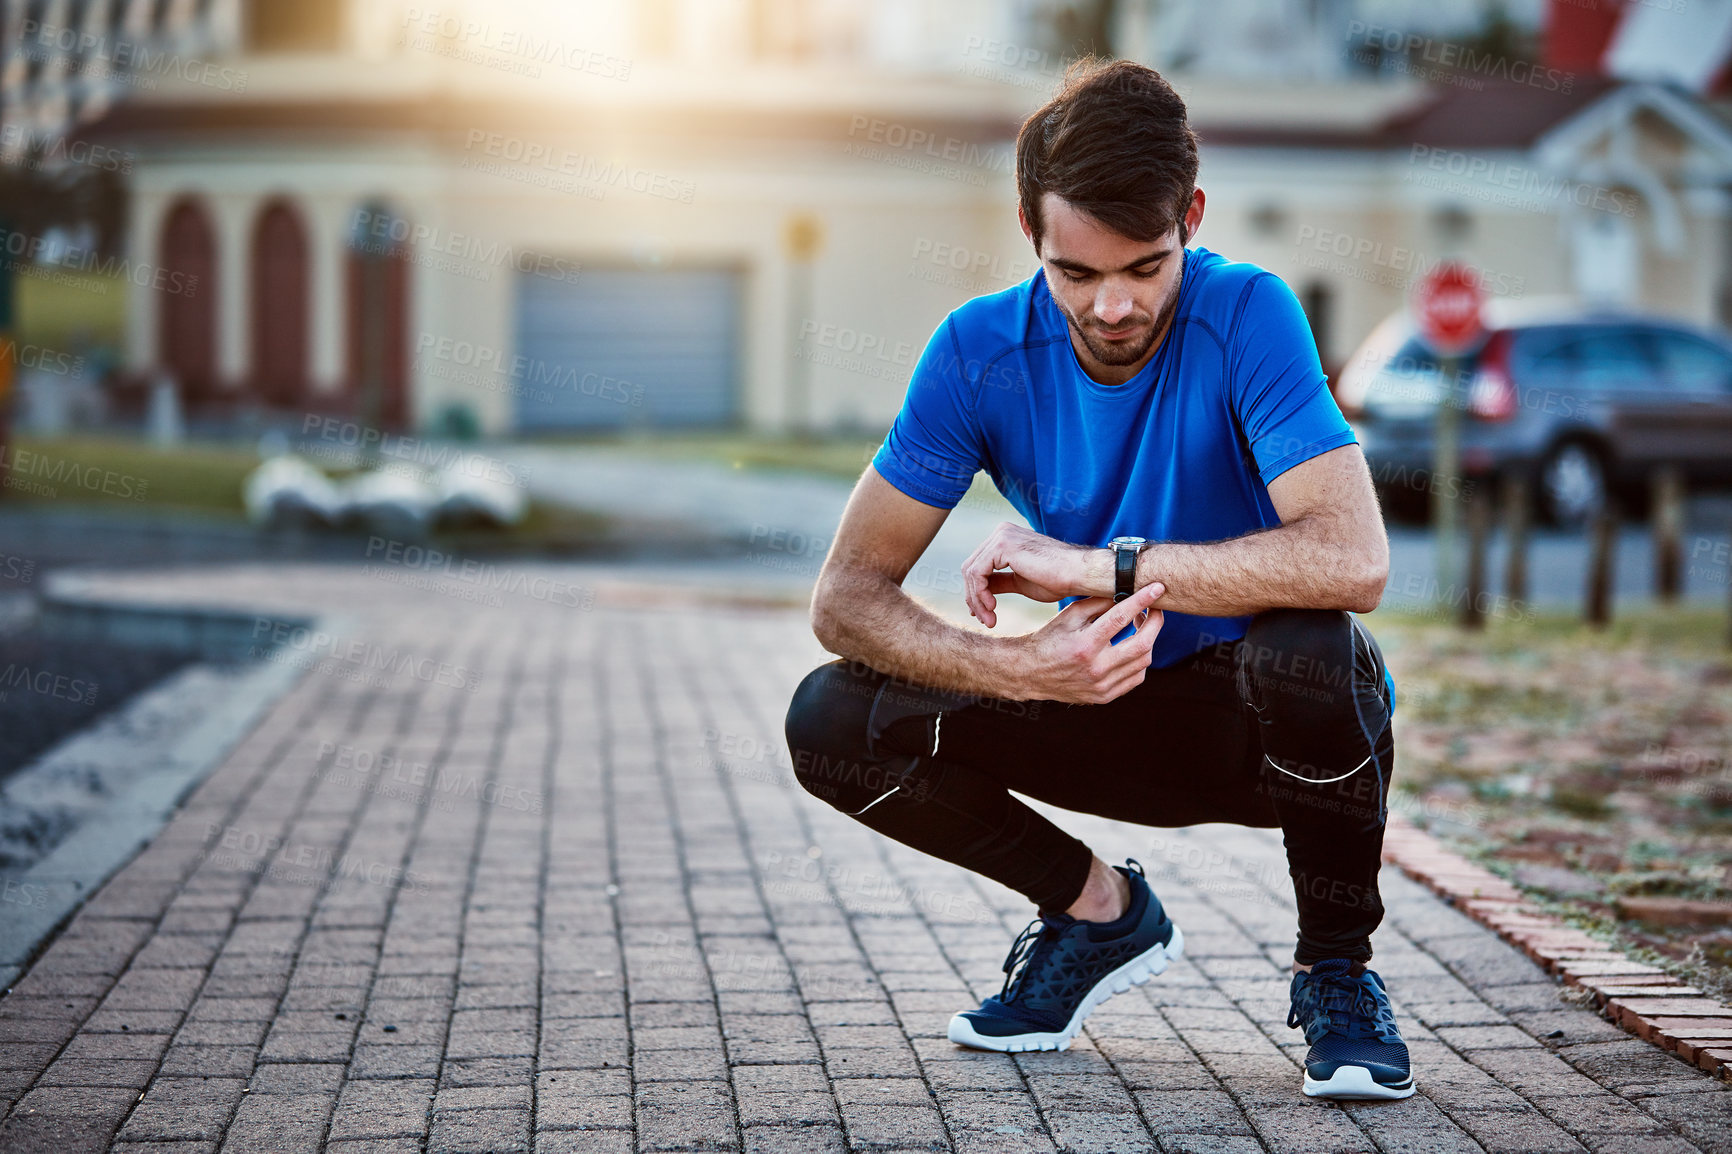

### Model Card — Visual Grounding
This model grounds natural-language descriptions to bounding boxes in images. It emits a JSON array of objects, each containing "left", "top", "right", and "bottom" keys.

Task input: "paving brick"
[
  {"left": 1446, "top": 1107, "right": 1589, "bottom": 1153},
  {"left": 739, "top": 1124, "right": 847, "bottom": 1153},
  {"left": 1468, "top": 1047, "right": 1609, "bottom": 1097},
  {"left": 1506, "top": 1010, "right": 1631, "bottom": 1047},
  {"left": 1435, "top": 1025, "right": 1547, "bottom": 1050},
  {"left": 441, "top": 1055, "right": 534, "bottom": 1087},
  {"left": 832, "top": 1047, "right": 926, "bottom": 1081},
  {"left": 1529, "top": 1092, "right": 1678, "bottom": 1136},
  {"left": 159, "top": 1043, "right": 259, "bottom": 1078},
  {"left": 247, "top": 1063, "right": 346, "bottom": 1094},
  {"left": 1246, "top": 1104, "right": 1375, "bottom": 1154},
  {"left": 835, "top": 1100, "right": 951, "bottom": 1151},
  {"left": 542, "top": 992, "right": 624, "bottom": 1019},
  {"left": 258, "top": 1028, "right": 353, "bottom": 1063},
  {"left": 0, "top": 1040, "right": 62, "bottom": 1070},
  {"left": 424, "top": 1102, "right": 529, "bottom": 1143},
  {"left": 0, "top": 1084, "right": 138, "bottom": 1151},
  {"left": 535, "top": 1085, "right": 633, "bottom": 1130},
  {"left": 117, "top": 1076, "right": 247, "bottom": 1142},
  {"left": 1156, "top": 1138, "right": 1264, "bottom": 1154},
  {"left": 186, "top": 998, "right": 278, "bottom": 1023},
  {"left": 0, "top": 995, "right": 100, "bottom": 1021},
  {"left": 349, "top": 1042, "right": 443, "bottom": 1079},
  {"left": 537, "top": 1018, "right": 627, "bottom": 1068},
  {"left": 1131, "top": 1089, "right": 1255, "bottom": 1135},
  {"left": 1042, "top": 1107, "right": 1156, "bottom": 1153},
  {"left": 174, "top": 1018, "right": 271, "bottom": 1047},
  {"left": 8, "top": 970, "right": 114, "bottom": 1000},
  {"left": 542, "top": 1065, "right": 631, "bottom": 1094},
  {"left": 0, "top": 1016, "right": 78, "bottom": 1045},
  {"left": 436, "top": 1083, "right": 533, "bottom": 1112},
  {"left": 58, "top": 1028, "right": 170, "bottom": 1062},
  {"left": 219, "top": 1090, "right": 335, "bottom": 1153},
  {"left": 1636, "top": 1090, "right": 1732, "bottom": 1151},
  {"left": 36, "top": 1056, "right": 160, "bottom": 1089},
  {"left": 937, "top": 1090, "right": 1054, "bottom": 1153},
  {"left": 100, "top": 968, "right": 205, "bottom": 1012},
  {"left": 1581, "top": 1137, "right": 1700, "bottom": 1154},
  {"left": 1117, "top": 1061, "right": 1223, "bottom": 1091},
  {"left": 635, "top": 1079, "right": 739, "bottom": 1150},
  {"left": 737, "top": 1088, "right": 839, "bottom": 1126},
  {"left": 327, "top": 1078, "right": 435, "bottom": 1142},
  {"left": 1557, "top": 1039, "right": 1718, "bottom": 1096}
]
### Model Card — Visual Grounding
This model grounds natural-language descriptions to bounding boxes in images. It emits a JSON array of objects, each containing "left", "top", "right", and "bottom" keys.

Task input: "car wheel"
[{"left": 1538, "top": 441, "right": 1607, "bottom": 527}]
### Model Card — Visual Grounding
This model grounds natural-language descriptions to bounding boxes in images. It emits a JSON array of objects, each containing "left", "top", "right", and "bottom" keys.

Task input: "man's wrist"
[
  {"left": 996, "top": 633, "right": 1041, "bottom": 701},
  {"left": 1084, "top": 547, "right": 1115, "bottom": 599}
]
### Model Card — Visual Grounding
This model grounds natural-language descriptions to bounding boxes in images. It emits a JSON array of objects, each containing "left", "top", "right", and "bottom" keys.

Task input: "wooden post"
[
  {"left": 1586, "top": 502, "right": 1618, "bottom": 629},
  {"left": 1432, "top": 359, "right": 1462, "bottom": 604},
  {"left": 1461, "top": 482, "right": 1489, "bottom": 630},
  {"left": 1502, "top": 473, "right": 1528, "bottom": 607},
  {"left": 1653, "top": 465, "right": 1684, "bottom": 603}
]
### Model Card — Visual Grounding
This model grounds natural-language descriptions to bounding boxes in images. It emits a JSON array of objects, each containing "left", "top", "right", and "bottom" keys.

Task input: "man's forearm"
[
  {"left": 811, "top": 566, "right": 1034, "bottom": 700},
  {"left": 1082, "top": 515, "right": 1385, "bottom": 616}
]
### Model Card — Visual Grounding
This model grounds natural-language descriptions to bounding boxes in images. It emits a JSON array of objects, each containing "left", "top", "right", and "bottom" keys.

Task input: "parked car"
[{"left": 1337, "top": 301, "right": 1732, "bottom": 525}]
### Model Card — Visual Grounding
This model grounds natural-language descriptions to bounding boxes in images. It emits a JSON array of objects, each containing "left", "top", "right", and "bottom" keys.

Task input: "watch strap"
[{"left": 1114, "top": 544, "right": 1137, "bottom": 603}]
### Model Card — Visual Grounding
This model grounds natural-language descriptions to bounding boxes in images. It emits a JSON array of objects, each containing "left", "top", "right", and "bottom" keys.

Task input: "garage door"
[{"left": 513, "top": 266, "right": 741, "bottom": 431}]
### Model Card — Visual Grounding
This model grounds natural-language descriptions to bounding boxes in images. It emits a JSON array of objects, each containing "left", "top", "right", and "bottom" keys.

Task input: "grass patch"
[
  {"left": 16, "top": 269, "right": 126, "bottom": 351},
  {"left": 443, "top": 501, "right": 612, "bottom": 554},
  {"left": 5, "top": 435, "right": 258, "bottom": 515},
  {"left": 1396, "top": 679, "right": 1577, "bottom": 726},
  {"left": 1369, "top": 603, "right": 1732, "bottom": 660},
  {"left": 2, "top": 435, "right": 615, "bottom": 551},
  {"left": 523, "top": 431, "right": 885, "bottom": 482},
  {"left": 1548, "top": 785, "right": 1614, "bottom": 821}
]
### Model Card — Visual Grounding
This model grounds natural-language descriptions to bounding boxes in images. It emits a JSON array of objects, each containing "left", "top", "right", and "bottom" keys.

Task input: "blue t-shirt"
[{"left": 871, "top": 245, "right": 1359, "bottom": 670}]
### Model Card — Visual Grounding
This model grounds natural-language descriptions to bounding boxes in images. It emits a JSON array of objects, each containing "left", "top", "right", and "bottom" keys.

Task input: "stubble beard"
[{"left": 1058, "top": 273, "right": 1183, "bottom": 369}]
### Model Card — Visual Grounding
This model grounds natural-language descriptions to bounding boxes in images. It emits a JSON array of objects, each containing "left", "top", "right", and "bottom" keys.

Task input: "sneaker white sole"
[
  {"left": 946, "top": 923, "right": 1184, "bottom": 1053},
  {"left": 1302, "top": 1064, "right": 1415, "bottom": 1100}
]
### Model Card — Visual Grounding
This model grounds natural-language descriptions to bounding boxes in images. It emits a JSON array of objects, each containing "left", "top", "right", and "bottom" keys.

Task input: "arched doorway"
[
  {"left": 251, "top": 199, "right": 310, "bottom": 407},
  {"left": 158, "top": 197, "right": 217, "bottom": 402},
  {"left": 346, "top": 201, "right": 410, "bottom": 429}
]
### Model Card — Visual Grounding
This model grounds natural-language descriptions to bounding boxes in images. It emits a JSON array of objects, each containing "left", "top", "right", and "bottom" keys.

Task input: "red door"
[
  {"left": 347, "top": 207, "right": 410, "bottom": 429},
  {"left": 251, "top": 199, "right": 309, "bottom": 408},
  {"left": 158, "top": 198, "right": 216, "bottom": 402}
]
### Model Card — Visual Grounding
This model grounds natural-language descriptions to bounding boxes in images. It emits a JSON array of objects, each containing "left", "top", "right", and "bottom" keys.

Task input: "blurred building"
[{"left": 59, "top": 0, "right": 1732, "bottom": 435}]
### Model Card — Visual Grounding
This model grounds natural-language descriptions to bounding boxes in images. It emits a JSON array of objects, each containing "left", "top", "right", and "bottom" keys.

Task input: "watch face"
[{"left": 1109, "top": 536, "right": 1148, "bottom": 548}]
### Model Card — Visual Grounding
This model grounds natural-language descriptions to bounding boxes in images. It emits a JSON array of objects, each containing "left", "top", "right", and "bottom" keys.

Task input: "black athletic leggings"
[{"left": 784, "top": 608, "right": 1395, "bottom": 965}]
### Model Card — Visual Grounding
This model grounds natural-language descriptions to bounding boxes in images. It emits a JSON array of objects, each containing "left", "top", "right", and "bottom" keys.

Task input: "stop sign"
[{"left": 1414, "top": 262, "right": 1485, "bottom": 356}]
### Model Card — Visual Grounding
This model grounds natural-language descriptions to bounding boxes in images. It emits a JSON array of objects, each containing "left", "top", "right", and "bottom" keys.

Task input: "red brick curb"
[{"left": 1382, "top": 814, "right": 1732, "bottom": 1079}]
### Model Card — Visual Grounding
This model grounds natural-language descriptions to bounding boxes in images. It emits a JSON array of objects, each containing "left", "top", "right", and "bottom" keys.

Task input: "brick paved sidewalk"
[{"left": 1, "top": 564, "right": 1729, "bottom": 1153}]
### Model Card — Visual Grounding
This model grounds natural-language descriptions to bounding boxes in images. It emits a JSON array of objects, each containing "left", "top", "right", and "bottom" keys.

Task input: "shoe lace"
[
  {"left": 998, "top": 862, "right": 1141, "bottom": 1005},
  {"left": 1287, "top": 967, "right": 1397, "bottom": 1042},
  {"left": 998, "top": 914, "right": 1069, "bottom": 1002}
]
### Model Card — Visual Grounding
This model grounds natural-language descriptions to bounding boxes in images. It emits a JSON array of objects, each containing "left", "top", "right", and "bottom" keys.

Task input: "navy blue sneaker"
[
  {"left": 947, "top": 860, "right": 1182, "bottom": 1052},
  {"left": 1287, "top": 958, "right": 1415, "bottom": 1099}
]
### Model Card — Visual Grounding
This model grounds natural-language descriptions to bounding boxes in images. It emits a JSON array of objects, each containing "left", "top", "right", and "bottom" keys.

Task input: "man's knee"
[
  {"left": 1241, "top": 609, "right": 1392, "bottom": 803},
  {"left": 785, "top": 660, "right": 876, "bottom": 799},
  {"left": 1238, "top": 609, "right": 1356, "bottom": 717},
  {"left": 1244, "top": 608, "right": 1349, "bottom": 664}
]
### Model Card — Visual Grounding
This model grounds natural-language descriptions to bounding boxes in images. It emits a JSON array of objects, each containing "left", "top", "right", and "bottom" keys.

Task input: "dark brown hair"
[{"left": 1016, "top": 58, "right": 1200, "bottom": 253}]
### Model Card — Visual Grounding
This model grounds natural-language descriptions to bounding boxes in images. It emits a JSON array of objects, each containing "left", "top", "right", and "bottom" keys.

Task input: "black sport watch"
[{"left": 1108, "top": 536, "right": 1148, "bottom": 603}]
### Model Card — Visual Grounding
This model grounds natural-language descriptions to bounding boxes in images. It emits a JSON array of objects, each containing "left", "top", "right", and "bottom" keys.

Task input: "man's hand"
[
  {"left": 962, "top": 522, "right": 1106, "bottom": 627},
  {"left": 1009, "top": 582, "right": 1166, "bottom": 704}
]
